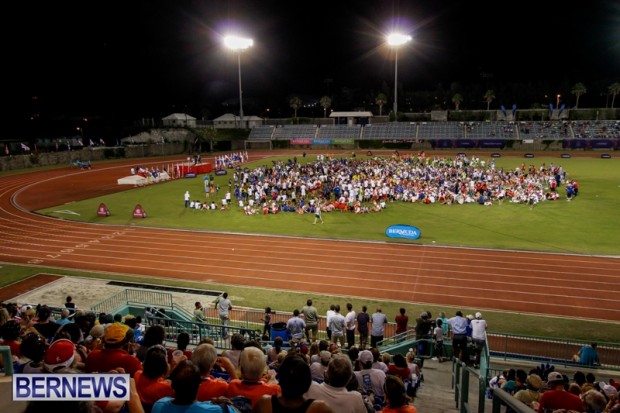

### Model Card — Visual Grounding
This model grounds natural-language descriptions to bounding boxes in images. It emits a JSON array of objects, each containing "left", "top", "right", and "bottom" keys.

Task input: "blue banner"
[{"left": 386, "top": 224, "right": 421, "bottom": 240}]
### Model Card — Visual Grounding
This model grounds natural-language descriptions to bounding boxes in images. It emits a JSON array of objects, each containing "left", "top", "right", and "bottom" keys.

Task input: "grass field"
[{"left": 39, "top": 154, "right": 620, "bottom": 255}]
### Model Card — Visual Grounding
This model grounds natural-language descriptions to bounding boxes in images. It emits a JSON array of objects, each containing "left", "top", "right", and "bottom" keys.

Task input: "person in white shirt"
[
  {"left": 470, "top": 312, "right": 487, "bottom": 368},
  {"left": 344, "top": 303, "right": 356, "bottom": 349}
]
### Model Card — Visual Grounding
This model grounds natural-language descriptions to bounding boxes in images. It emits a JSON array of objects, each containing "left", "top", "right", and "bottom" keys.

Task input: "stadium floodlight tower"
[
  {"left": 387, "top": 33, "right": 412, "bottom": 119},
  {"left": 224, "top": 35, "right": 254, "bottom": 129}
]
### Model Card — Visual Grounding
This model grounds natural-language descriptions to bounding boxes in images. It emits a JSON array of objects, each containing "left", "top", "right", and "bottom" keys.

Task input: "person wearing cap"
[
  {"left": 470, "top": 312, "right": 487, "bottom": 368},
  {"left": 310, "top": 351, "right": 331, "bottom": 382},
  {"left": 305, "top": 353, "right": 367, "bottom": 413},
  {"left": 514, "top": 374, "right": 543, "bottom": 408},
  {"left": 354, "top": 350, "right": 386, "bottom": 400},
  {"left": 534, "top": 371, "right": 584, "bottom": 413},
  {"left": 85, "top": 322, "right": 143, "bottom": 377},
  {"left": 42, "top": 338, "right": 78, "bottom": 372}
]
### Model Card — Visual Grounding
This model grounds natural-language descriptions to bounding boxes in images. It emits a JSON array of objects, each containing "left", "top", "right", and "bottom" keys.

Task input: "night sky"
[{"left": 5, "top": 0, "right": 619, "bottom": 132}]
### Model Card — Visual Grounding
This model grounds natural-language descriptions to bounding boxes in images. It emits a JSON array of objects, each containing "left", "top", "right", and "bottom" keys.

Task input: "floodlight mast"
[
  {"left": 387, "top": 33, "right": 412, "bottom": 119},
  {"left": 224, "top": 36, "right": 254, "bottom": 128}
]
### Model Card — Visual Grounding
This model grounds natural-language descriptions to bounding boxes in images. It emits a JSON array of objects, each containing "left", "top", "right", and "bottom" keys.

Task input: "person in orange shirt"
[
  {"left": 225, "top": 346, "right": 280, "bottom": 408},
  {"left": 381, "top": 375, "right": 418, "bottom": 413},
  {"left": 134, "top": 345, "right": 174, "bottom": 404},
  {"left": 193, "top": 343, "right": 238, "bottom": 401}
]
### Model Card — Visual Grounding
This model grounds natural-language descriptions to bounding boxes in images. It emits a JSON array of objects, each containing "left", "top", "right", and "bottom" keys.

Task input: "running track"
[{"left": 0, "top": 152, "right": 618, "bottom": 322}]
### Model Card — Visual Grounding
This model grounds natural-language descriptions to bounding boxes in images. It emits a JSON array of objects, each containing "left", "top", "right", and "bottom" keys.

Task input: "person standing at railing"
[
  {"left": 447, "top": 310, "right": 468, "bottom": 362},
  {"left": 215, "top": 292, "right": 232, "bottom": 339},
  {"left": 193, "top": 302, "right": 207, "bottom": 323},
  {"left": 470, "top": 312, "right": 487, "bottom": 368}
]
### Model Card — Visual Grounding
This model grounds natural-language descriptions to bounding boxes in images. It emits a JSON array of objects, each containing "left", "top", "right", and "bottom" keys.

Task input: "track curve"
[{"left": 1, "top": 153, "right": 618, "bottom": 322}]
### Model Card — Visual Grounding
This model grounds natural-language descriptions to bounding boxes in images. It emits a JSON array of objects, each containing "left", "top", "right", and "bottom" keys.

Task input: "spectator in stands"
[
  {"left": 329, "top": 305, "right": 346, "bottom": 348},
  {"left": 433, "top": 319, "right": 446, "bottom": 362},
  {"left": 502, "top": 369, "right": 527, "bottom": 395},
  {"left": 255, "top": 353, "right": 333, "bottom": 413},
  {"left": 414, "top": 311, "right": 433, "bottom": 365},
  {"left": 447, "top": 310, "right": 468, "bottom": 362},
  {"left": 514, "top": 373, "right": 543, "bottom": 408},
  {"left": 261, "top": 306, "right": 273, "bottom": 339},
  {"left": 325, "top": 305, "right": 336, "bottom": 340},
  {"left": 287, "top": 309, "right": 306, "bottom": 343},
  {"left": 344, "top": 303, "right": 356, "bottom": 349},
  {"left": 42, "top": 338, "right": 78, "bottom": 373},
  {"left": 572, "top": 342, "right": 601, "bottom": 367},
  {"left": 56, "top": 309, "right": 72, "bottom": 326},
  {"left": 370, "top": 348, "right": 388, "bottom": 373},
  {"left": 225, "top": 346, "right": 281, "bottom": 408},
  {"left": 134, "top": 344, "right": 175, "bottom": 405},
  {"left": 381, "top": 375, "right": 417, "bottom": 413},
  {"left": 470, "top": 312, "right": 487, "bottom": 368},
  {"left": 151, "top": 360, "right": 226, "bottom": 413},
  {"left": 215, "top": 292, "right": 232, "bottom": 339},
  {"left": 395, "top": 307, "right": 409, "bottom": 336},
  {"left": 370, "top": 307, "right": 388, "bottom": 348},
  {"left": 355, "top": 350, "right": 386, "bottom": 400},
  {"left": 193, "top": 302, "right": 207, "bottom": 323},
  {"left": 305, "top": 353, "right": 367, "bottom": 413},
  {"left": 267, "top": 336, "right": 285, "bottom": 364},
  {"left": 310, "top": 350, "right": 331, "bottom": 382},
  {"left": 32, "top": 305, "right": 60, "bottom": 342},
  {"left": 167, "top": 331, "right": 193, "bottom": 364},
  {"left": 0, "top": 320, "right": 22, "bottom": 359},
  {"left": 356, "top": 306, "right": 370, "bottom": 350},
  {"left": 64, "top": 295, "right": 77, "bottom": 316},
  {"left": 17, "top": 332, "right": 47, "bottom": 373},
  {"left": 221, "top": 333, "right": 246, "bottom": 372},
  {"left": 85, "top": 322, "right": 143, "bottom": 377},
  {"left": 387, "top": 353, "right": 411, "bottom": 382},
  {"left": 533, "top": 371, "right": 584, "bottom": 413},
  {"left": 193, "top": 343, "right": 237, "bottom": 401},
  {"left": 583, "top": 389, "right": 608, "bottom": 413},
  {"left": 301, "top": 299, "right": 319, "bottom": 343},
  {"left": 136, "top": 324, "right": 166, "bottom": 362}
]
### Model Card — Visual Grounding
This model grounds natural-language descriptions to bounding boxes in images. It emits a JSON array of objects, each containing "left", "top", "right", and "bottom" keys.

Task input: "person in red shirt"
[
  {"left": 535, "top": 372, "right": 585, "bottom": 413},
  {"left": 0, "top": 320, "right": 22, "bottom": 359},
  {"left": 387, "top": 353, "right": 411, "bottom": 382},
  {"left": 193, "top": 342, "right": 238, "bottom": 401},
  {"left": 134, "top": 344, "right": 174, "bottom": 404},
  {"left": 85, "top": 322, "right": 143, "bottom": 377},
  {"left": 225, "top": 346, "right": 280, "bottom": 408},
  {"left": 395, "top": 308, "right": 409, "bottom": 336}
]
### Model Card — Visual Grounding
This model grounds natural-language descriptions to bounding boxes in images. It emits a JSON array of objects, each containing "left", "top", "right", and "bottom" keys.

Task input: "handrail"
[{"left": 491, "top": 388, "right": 535, "bottom": 413}]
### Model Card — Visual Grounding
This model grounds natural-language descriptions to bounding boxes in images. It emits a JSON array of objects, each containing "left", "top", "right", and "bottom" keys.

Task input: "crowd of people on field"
[{"left": 204, "top": 153, "right": 578, "bottom": 216}]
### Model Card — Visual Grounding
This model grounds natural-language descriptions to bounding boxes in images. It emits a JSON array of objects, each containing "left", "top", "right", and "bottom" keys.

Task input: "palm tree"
[
  {"left": 608, "top": 83, "right": 620, "bottom": 109},
  {"left": 452, "top": 93, "right": 463, "bottom": 111},
  {"left": 320, "top": 96, "right": 332, "bottom": 118},
  {"left": 289, "top": 96, "right": 302, "bottom": 122},
  {"left": 375, "top": 93, "right": 388, "bottom": 116},
  {"left": 484, "top": 90, "right": 496, "bottom": 111},
  {"left": 571, "top": 83, "right": 587, "bottom": 109}
]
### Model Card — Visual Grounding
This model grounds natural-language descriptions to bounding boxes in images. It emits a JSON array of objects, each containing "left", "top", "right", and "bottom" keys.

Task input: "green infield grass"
[{"left": 38, "top": 155, "right": 620, "bottom": 256}]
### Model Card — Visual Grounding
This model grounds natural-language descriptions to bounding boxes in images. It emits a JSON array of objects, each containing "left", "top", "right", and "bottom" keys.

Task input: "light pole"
[
  {"left": 224, "top": 35, "right": 253, "bottom": 129},
  {"left": 387, "top": 33, "right": 411, "bottom": 119}
]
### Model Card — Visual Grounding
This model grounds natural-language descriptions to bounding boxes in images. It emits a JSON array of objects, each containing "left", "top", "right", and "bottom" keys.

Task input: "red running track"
[{"left": 0, "top": 153, "right": 618, "bottom": 322}]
